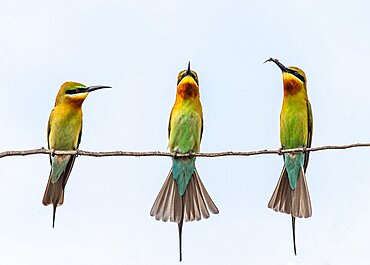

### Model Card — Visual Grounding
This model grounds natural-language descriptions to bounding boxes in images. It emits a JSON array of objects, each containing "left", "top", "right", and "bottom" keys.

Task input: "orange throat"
[
  {"left": 283, "top": 78, "right": 302, "bottom": 96},
  {"left": 176, "top": 82, "right": 199, "bottom": 99}
]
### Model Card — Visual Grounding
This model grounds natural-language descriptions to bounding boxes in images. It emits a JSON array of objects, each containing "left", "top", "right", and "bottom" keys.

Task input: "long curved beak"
[
  {"left": 264, "top": 57, "right": 287, "bottom": 72},
  {"left": 86, "top": 85, "right": 111, "bottom": 93},
  {"left": 186, "top": 61, "right": 191, "bottom": 76}
]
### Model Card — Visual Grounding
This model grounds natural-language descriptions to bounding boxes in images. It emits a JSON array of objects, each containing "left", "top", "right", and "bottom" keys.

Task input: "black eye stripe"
[
  {"left": 65, "top": 87, "right": 85, "bottom": 95},
  {"left": 288, "top": 69, "right": 305, "bottom": 82}
]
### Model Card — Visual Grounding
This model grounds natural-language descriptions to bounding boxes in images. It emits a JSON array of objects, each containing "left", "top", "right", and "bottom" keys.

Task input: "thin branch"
[{"left": 0, "top": 143, "right": 370, "bottom": 159}]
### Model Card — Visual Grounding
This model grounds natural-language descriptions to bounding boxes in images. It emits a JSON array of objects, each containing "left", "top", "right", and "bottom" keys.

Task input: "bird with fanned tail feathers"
[
  {"left": 265, "top": 58, "right": 313, "bottom": 255},
  {"left": 150, "top": 62, "right": 219, "bottom": 261}
]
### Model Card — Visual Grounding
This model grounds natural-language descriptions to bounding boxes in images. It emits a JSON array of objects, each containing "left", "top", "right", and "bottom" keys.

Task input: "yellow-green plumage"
[
  {"left": 280, "top": 68, "right": 312, "bottom": 189},
  {"left": 43, "top": 81, "right": 110, "bottom": 227},
  {"left": 168, "top": 75, "right": 203, "bottom": 195},
  {"left": 150, "top": 63, "right": 218, "bottom": 261},
  {"left": 265, "top": 58, "right": 313, "bottom": 255}
]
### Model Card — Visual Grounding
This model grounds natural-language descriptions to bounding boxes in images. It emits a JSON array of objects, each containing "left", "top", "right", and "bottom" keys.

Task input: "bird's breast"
[
  {"left": 168, "top": 102, "right": 202, "bottom": 153},
  {"left": 280, "top": 97, "right": 308, "bottom": 148},
  {"left": 48, "top": 105, "right": 83, "bottom": 150}
]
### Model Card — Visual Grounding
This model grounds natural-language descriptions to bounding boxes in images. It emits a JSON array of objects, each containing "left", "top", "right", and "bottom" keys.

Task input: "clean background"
[{"left": 0, "top": 0, "right": 369, "bottom": 264}]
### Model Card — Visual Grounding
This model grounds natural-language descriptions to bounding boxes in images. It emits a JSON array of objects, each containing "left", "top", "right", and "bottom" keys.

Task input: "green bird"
[
  {"left": 150, "top": 62, "right": 219, "bottom": 261},
  {"left": 265, "top": 58, "right": 313, "bottom": 255},
  {"left": 43, "top": 81, "right": 110, "bottom": 227}
]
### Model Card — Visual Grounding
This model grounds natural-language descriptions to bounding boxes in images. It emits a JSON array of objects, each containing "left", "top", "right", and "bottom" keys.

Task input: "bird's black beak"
[
  {"left": 186, "top": 61, "right": 191, "bottom": 76},
  {"left": 86, "top": 85, "right": 111, "bottom": 93},
  {"left": 264, "top": 57, "right": 287, "bottom": 73}
]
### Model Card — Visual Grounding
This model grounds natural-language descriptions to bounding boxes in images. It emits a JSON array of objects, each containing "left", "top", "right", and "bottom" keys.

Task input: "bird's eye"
[
  {"left": 294, "top": 71, "right": 299, "bottom": 76},
  {"left": 75, "top": 88, "right": 80, "bottom": 93}
]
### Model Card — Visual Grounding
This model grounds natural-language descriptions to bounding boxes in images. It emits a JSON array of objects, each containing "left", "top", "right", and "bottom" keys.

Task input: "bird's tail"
[
  {"left": 42, "top": 174, "right": 65, "bottom": 206},
  {"left": 292, "top": 216, "right": 296, "bottom": 255},
  {"left": 178, "top": 197, "right": 184, "bottom": 262},
  {"left": 268, "top": 166, "right": 312, "bottom": 217},
  {"left": 268, "top": 166, "right": 312, "bottom": 254},
  {"left": 150, "top": 169, "right": 219, "bottom": 261},
  {"left": 42, "top": 175, "right": 65, "bottom": 228},
  {"left": 42, "top": 155, "right": 75, "bottom": 227}
]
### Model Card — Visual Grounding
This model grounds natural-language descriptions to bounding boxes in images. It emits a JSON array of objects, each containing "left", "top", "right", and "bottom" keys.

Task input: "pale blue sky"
[{"left": 0, "top": 0, "right": 369, "bottom": 264}]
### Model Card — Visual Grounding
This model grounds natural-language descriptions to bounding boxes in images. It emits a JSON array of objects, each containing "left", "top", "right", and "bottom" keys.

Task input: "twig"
[{"left": 0, "top": 143, "right": 369, "bottom": 159}]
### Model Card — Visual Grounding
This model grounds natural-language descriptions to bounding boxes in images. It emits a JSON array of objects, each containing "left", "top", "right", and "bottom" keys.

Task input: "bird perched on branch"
[
  {"left": 150, "top": 62, "right": 219, "bottom": 261},
  {"left": 43, "top": 81, "right": 110, "bottom": 227},
  {"left": 265, "top": 58, "right": 313, "bottom": 255}
]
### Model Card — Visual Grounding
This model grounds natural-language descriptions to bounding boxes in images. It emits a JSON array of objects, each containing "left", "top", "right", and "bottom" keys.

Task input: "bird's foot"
[
  {"left": 50, "top": 148, "right": 56, "bottom": 157},
  {"left": 278, "top": 148, "right": 283, "bottom": 156}
]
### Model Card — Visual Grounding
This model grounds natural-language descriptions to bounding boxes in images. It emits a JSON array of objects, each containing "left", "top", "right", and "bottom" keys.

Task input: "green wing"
[
  {"left": 77, "top": 122, "right": 82, "bottom": 147},
  {"left": 200, "top": 116, "right": 203, "bottom": 143},
  {"left": 303, "top": 100, "right": 313, "bottom": 171},
  {"left": 168, "top": 108, "right": 173, "bottom": 139},
  {"left": 57, "top": 124, "right": 81, "bottom": 186},
  {"left": 47, "top": 109, "right": 53, "bottom": 165},
  {"left": 49, "top": 115, "right": 82, "bottom": 184}
]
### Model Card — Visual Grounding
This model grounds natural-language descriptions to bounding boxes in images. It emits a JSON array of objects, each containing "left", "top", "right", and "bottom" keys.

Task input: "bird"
[
  {"left": 150, "top": 62, "right": 219, "bottom": 261},
  {"left": 43, "top": 81, "right": 110, "bottom": 228},
  {"left": 264, "top": 57, "right": 313, "bottom": 255}
]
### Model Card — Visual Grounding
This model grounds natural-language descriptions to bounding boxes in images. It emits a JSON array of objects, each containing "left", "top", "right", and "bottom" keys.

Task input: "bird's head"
[
  {"left": 264, "top": 58, "right": 307, "bottom": 95},
  {"left": 55, "top": 81, "right": 110, "bottom": 106},
  {"left": 176, "top": 62, "right": 200, "bottom": 99}
]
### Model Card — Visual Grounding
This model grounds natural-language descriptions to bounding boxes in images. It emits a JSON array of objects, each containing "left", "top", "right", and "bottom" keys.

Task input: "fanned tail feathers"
[
  {"left": 268, "top": 166, "right": 312, "bottom": 218},
  {"left": 150, "top": 169, "right": 219, "bottom": 261},
  {"left": 268, "top": 166, "right": 311, "bottom": 255},
  {"left": 150, "top": 169, "right": 219, "bottom": 222}
]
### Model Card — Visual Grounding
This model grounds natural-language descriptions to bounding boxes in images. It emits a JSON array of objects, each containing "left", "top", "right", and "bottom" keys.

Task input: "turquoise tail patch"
[
  {"left": 51, "top": 156, "right": 70, "bottom": 184},
  {"left": 172, "top": 157, "right": 195, "bottom": 196},
  {"left": 284, "top": 153, "right": 304, "bottom": 189}
]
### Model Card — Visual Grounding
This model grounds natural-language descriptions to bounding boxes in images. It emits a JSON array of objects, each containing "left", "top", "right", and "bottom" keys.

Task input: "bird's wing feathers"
[
  {"left": 168, "top": 107, "right": 174, "bottom": 139},
  {"left": 47, "top": 109, "right": 53, "bottom": 165},
  {"left": 304, "top": 100, "right": 313, "bottom": 171},
  {"left": 200, "top": 116, "right": 203, "bottom": 143},
  {"left": 48, "top": 114, "right": 82, "bottom": 185},
  {"left": 77, "top": 122, "right": 83, "bottom": 147}
]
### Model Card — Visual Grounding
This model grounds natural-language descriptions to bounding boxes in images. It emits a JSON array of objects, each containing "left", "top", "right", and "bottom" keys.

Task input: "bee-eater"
[
  {"left": 150, "top": 62, "right": 219, "bottom": 261},
  {"left": 43, "top": 81, "right": 110, "bottom": 228},
  {"left": 265, "top": 58, "right": 313, "bottom": 255}
]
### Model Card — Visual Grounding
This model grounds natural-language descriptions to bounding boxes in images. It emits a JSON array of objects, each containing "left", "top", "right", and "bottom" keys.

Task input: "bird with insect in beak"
[
  {"left": 43, "top": 81, "right": 110, "bottom": 228},
  {"left": 150, "top": 62, "right": 219, "bottom": 262},
  {"left": 264, "top": 57, "right": 313, "bottom": 255}
]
